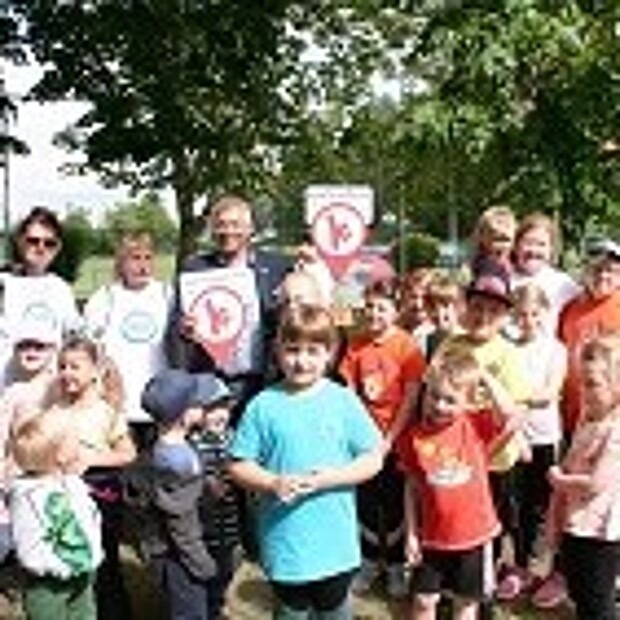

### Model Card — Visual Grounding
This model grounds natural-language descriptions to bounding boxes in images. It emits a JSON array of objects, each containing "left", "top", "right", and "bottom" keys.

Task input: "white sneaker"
[
  {"left": 352, "top": 560, "right": 379, "bottom": 594},
  {"left": 386, "top": 564, "right": 409, "bottom": 598}
]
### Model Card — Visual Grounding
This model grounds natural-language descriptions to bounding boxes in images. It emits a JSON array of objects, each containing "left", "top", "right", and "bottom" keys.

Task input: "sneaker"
[
  {"left": 496, "top": 567, "right": 532, "bottom": 602},
  {"left": 386, "top": 564, "right": 409, "bottom": 598},
  {"left": 352, "top": 560, "right": 379, "bottom": 595},
  {"left": 531, "top": 572, "right": 568, "bottom": 609}
]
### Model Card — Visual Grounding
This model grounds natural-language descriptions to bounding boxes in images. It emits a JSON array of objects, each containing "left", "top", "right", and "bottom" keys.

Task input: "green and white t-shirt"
[{"left": 10, "top": 474, "right": 103, "bottom": 579}]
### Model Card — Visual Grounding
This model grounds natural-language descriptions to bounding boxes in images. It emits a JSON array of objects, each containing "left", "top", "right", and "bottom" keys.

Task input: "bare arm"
[
  {"left": 81, "top": 434, "right": 136, "bottom": 469},
  {"left": 309, "top": 446, "right": 383, "bottom": 491},
  {"left": 385, "top": 382, "right": 420, "bottom": 450},
  {"left": 404, "top": 478, "right": 421, "bottom": 565}
]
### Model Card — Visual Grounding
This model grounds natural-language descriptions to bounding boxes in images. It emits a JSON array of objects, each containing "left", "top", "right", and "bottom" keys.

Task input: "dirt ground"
[{"left": 0, "top": 549, "right": 577, "bottom": 620}]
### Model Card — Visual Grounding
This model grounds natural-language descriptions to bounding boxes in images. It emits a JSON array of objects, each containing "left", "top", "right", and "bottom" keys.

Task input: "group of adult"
[{"left": 0, "top": 195, "right": 291, "bottom": 444}]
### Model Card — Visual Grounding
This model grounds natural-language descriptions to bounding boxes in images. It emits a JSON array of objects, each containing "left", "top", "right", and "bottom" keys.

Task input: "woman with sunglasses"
[{"left": 0, "top": 206, "right": 80, "bottom": 386}]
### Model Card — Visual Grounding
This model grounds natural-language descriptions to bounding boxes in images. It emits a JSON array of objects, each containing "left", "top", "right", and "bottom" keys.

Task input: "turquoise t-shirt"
[{"left": 230, "top": 378, "right": 381, "bottom": 583}]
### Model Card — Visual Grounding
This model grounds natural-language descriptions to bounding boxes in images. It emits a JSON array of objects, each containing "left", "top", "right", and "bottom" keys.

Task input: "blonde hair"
[
  {"left": 581, "top": 332, "right": 620, "bottom": 373},
  {"left": 473, "top": 205, "right": 517, "bottom": 251},
  {"left": 426, "top": 273, "right": 462, "bottom": 306},
  {"left": 512, "top": 282, "right": 551, "bottom": 311},
  {"left": 277, "top": 305, "right": 338, "bottom": 350},
  {"left": 114, "top": 232, "right": 154, "bottom": 279},
  {"left": 12, "top": 409, "right": 73, "bottom": 474},
  {"left": 59, "top": 336, "right": 125, "bottom": 413},
  {"left": 427, "top": 349, "right": 481, "bottom": 395},
  {"left": 515, "top": 212, "right": 560, "bottom": 263}
]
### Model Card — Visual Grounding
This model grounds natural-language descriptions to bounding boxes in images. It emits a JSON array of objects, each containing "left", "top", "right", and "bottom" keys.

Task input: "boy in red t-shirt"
[
  {"left": 340, "top": 278, "right": 426, "bottom": 597},
  {"left": 397, "top": 350, "right": 519, "bottom": 620}
]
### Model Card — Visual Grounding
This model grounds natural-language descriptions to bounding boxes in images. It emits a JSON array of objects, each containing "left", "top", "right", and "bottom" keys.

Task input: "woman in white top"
[
  {"left": 83, "top": 232, "right": 170, "bottom": 449},
  {"left": 0, "top": 207, "right": 80, "bottom": 386}
]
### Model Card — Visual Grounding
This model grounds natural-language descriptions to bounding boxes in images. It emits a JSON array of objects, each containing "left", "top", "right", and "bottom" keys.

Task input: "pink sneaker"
[
  {"left": 531, "top": 572, "right": 568, "bottom": 609},
  {"left": 495, "top": 567, "right": 532, "bottom": 602}
]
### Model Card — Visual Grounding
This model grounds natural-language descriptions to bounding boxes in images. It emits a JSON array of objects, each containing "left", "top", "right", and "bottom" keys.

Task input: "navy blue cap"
[{"left": 141, "top": 369, "right": 230, "bottom": 425}]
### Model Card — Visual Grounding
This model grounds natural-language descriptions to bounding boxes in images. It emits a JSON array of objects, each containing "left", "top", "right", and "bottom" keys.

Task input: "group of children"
[{"left": 0, "top": 205, "right": 618, "bottom": 620}]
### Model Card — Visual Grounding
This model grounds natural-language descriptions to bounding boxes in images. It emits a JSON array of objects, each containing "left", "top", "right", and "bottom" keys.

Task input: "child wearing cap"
[
  {"left": 0, "top": 319, "right": 61, "bottom": 562},
  {"left": 433, "top": 260, "right": 529, "bottom": 610},
  {"left": 127, "top": 368, "right": 231, "bottom": 620}
]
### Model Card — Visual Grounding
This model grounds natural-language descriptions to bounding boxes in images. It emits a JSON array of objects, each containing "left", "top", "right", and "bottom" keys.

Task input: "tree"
[
  {"left": 8, "top": 1, "right": 417, "bottom": 261},
  {"left": 393, "top": 1, "right": 620, "bottom": 244},
  {"left": 101, "top": 192, "right": 177, "bottom": 254}
]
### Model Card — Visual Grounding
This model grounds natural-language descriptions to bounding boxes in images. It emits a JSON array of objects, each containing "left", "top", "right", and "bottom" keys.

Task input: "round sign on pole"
[
  {"left": 311, "top": 202, "right": 367, "bottom": 279},
  {"left": 189, "top": 285, "right": 245, "bottom": 364}
]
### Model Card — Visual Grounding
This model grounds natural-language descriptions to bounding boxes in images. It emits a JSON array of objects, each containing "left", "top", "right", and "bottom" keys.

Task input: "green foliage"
[
  {"left": 53, "top": 210, "right": 96, "bottom": 283},
  {"left": 392, "top": 231, "right": 441, "bottom": 271},
  {"left": 101, "top": 192, "right": 177, "bottom": 254}
]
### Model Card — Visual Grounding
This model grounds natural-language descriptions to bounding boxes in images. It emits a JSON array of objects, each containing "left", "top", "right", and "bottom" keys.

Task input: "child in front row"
[
  {"left": 397, "top": 350, "right": 521, "bottom": 620},
  {"left": 229, "top": 305, "right": 383, "bottom": 620},
  {"left": 47, "top": 336, "right": 136, "bottom": 620},
  {"left": 9, "top": 408, "right": 103, "bottom": 620},
  {"left": 545, "top": 333, "right": 620, "bottom": 620},
  {"left": 135, "top": 368, "right": 232, "bottom": 620}
]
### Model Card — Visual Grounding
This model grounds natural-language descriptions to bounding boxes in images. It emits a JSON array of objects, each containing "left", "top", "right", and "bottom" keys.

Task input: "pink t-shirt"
[{"left": 560, "top": 416, "right": 620, "bottom": 540}]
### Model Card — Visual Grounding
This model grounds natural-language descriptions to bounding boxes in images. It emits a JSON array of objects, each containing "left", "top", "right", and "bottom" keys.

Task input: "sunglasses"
[
  {"left": 16, "top": 339, "right": 52, "bottom": 351},
  {"left": 24, "top": 236, "right": 59, "bottom": 250}
]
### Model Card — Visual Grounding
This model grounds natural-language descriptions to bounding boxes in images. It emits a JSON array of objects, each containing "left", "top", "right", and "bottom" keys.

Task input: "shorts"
[{"left": 411, "top": 542, "right": 494, "bottom": 601}]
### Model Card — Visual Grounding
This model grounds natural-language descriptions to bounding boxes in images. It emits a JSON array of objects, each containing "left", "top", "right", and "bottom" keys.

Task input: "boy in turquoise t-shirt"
[{"left": 229, "top": 305, "right": 383, "bottom": 620}]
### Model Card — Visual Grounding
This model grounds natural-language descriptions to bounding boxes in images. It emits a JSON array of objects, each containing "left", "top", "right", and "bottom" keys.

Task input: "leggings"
[
  {"left": 515, "top": 444, "right": 556, "bottom": 567},
  {"left": 271, "top": 570, "right": 354, "bottom": 618},
  {"left": 562, "top": 533, "right": 619, "bottom": 620},
  {"left": 357, "top": 454, "right": 404, "bottom": 563}
]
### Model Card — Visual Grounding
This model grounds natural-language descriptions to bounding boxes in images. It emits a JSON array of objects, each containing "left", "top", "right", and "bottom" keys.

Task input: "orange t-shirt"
[
  {"left": 339, "top": 326, "right": 425, "bottom": 434},
  {"left": 396, "top": 411, "right": 502, "bottom": 550},
  {"left": 558, "top": 291, "right": 620, "bottom": 433}
]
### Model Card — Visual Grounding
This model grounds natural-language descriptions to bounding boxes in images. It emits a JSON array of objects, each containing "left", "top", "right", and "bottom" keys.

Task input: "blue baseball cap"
[{"left": 141, "top": 369, "right": 230, "bottom": 425}]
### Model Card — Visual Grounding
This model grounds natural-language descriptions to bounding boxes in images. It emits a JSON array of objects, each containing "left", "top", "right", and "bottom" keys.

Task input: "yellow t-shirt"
[
  {"left": 435, "top": 333, "right": 530, "bottom": 471},
  {"left": 50, "top": 399, "right": 130, "bottom": 453}
]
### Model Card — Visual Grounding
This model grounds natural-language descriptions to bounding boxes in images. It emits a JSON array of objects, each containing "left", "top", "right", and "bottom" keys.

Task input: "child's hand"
[
  {"left": 272, "top": 474, "right": 310, "bottom": 503},
  {"left": 547, "top": 465, "right": 564, "bottom": 489},
  {"left": 405, "top": 532, "right": 421, "bottom": 567}
]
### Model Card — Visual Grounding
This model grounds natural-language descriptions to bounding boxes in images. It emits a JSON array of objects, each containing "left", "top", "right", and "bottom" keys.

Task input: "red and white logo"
[
  {"left": 189, "top": 285, "right": 245, "bottom": 364},
  {"left": 311, "top": 202, "right": 367, "bottom": 278}
]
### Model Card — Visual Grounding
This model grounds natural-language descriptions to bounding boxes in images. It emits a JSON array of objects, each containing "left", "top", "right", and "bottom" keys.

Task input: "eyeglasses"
[{"left": 24, "top": 236, "right": 59, "bottom": 250}]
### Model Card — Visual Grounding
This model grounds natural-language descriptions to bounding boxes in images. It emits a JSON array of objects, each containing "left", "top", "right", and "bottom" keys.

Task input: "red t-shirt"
[
  {"left": 559, "top": 291, "right": 620, "bottom": 433},
  {"left": 339, "top": 326, "right": 426, "bottom": 434},
  {"left": 397, "top": 411, "right": 501, "bottom": 550}
]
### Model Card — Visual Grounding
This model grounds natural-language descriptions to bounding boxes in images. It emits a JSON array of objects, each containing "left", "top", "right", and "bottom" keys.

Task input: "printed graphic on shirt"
[
  {"left": 44, "top": 491, "right": 93, "bottom": 575},
  {"left": 120, "top": 310, "right": 159, "bottom": 343},
  {"left": 416, "top": 439, "right": 473, "bottom": 487}
]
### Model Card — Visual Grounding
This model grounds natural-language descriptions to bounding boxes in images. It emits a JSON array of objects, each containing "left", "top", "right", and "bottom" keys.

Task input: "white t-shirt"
[
  {"left": 0, "top": 273, "right": 80, "bottom": 387},
  {"left": 515, "top": 334, "right": 566, "bottom": 446},
  {"left": 511, "top": 265, "right": 580, "bottom": 335},
  {"left": 83, "top": 279, "right": 171, "bottom": 423}
]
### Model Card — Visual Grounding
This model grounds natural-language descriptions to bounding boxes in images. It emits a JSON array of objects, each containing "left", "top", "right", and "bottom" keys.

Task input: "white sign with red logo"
[
  {"left": 179, "top": 269, "right": 252, "bottom": 364},
  {"left": 304, "top": 185, "right": 374, "bottom": 279}
]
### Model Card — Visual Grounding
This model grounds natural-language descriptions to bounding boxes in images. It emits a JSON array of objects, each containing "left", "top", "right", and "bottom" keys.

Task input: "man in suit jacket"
[{"left": 165, "top": 194, "right": 290, "bottom": 420}]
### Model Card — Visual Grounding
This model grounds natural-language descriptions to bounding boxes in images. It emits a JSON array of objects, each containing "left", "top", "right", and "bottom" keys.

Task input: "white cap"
[{"left": 13, "top": 318, "right": 61, "bottom": 347}]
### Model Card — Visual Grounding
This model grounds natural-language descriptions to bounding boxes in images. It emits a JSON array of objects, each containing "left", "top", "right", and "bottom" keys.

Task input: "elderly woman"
[
  {"left": 83, "top": 231, "right": 171, "bottom": 449},
  {"left": 0, "top": 206, "right": 80, "bottom": 385}
]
